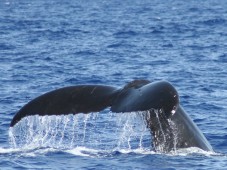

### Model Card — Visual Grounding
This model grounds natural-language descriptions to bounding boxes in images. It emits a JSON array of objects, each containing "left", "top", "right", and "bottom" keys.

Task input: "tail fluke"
[{"left": 10, "top": 85, "right": 117, "bottom": 127}]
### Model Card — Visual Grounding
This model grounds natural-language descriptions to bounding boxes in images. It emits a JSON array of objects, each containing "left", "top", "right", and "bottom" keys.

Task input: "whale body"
[{"left": 10, "top": 80, "right": 213, "bottom": 152}]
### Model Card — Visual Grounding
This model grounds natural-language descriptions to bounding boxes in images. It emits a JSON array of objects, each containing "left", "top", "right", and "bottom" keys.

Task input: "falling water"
[
  {"left": 168, "top": 118, "right": 179, "bottom": 153},
  {"left": 8, "top": 109, "right": 216, "bottom": 157},
  {"left": 8, "top": 110, "right": 151, "bottom": 151},
  {"left": 141, "top": 109, "right": 181, "bottom": 153}
]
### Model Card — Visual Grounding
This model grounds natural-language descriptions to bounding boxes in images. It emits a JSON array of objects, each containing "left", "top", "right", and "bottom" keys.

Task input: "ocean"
[{"left": 0, "top": 0, "right": 227, "bottom": 169}]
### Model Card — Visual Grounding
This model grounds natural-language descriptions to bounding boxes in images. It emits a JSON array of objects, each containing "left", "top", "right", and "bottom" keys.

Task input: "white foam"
[
  {"left": 168, "top": 147, "right": 218, "bottom": 157},
  {"left": 116, "top": 147, "right": 155, "bottom": 155},
  {"left": 65, "top": 146, "right": 101, "bottom": 157},
  {"left": 0, "top": 147, "right": 21, "bottom": 154}
]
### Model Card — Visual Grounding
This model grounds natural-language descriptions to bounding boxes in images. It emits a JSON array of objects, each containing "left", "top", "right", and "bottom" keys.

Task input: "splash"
[
  {"left": 8, "top": 110, "right": 151, "bottom": 152},
  {"left": 8, "top": 110, "right": 217, "bottom": 157},
  {"left": 116, "top": 111, "right": 150, "bottom": 150}
]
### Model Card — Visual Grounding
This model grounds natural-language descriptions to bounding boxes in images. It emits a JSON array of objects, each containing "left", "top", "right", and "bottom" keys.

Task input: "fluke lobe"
[{"left": 10, "top": 80, "right": 213, "bottom": 152}]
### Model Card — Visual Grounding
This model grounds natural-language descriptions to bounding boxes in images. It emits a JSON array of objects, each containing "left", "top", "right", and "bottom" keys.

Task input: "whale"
[{"left": 10, "top": 80, "right": 213, "bottom": 152}]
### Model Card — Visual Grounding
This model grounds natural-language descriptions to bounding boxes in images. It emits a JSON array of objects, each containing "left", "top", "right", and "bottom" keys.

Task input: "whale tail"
[
  {"left": 10, "top": 80, "right": 213, "bottom": 153},
  {"left": 11, "top": 80, "right": 174, "bottom": 127},
  {"left": 10, "top": 80, "right": 152, "bottom": 127},
  {"left": 10, "top": 85, "right": 118, "bottom": 127}
]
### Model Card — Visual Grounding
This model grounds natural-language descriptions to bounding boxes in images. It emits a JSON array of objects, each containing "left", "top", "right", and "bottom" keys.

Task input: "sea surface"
[{"left": 0, "top": 0, "right": 227, "bottom": 169}]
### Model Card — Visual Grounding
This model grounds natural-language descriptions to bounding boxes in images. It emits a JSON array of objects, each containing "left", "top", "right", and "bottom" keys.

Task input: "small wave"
[
  {"left": 0, "top": 145, "right": 61, "bottom": 158},
  {"left": 113, "top": 30, "right": 138, "bottom": 38},
  {"left": 62, "top": 146, "right": 220, "bottom": 158},
  {"left": 116, "top": 148, "right": 154, "bottom": 155},
  {"left": 0, "top": 43, "right": 16, "bottom": 50},
  {"left": 0, "top": 147, "right": 21, "bottom": 154},
  {"left": 0, "top": 146, "right": 40, "bottom": 156},
  {"left": 73, "top": 50, "right": 96, "bottom": 56},
  {"left": 65, "top": 146, "right": 154, "bottom": 158},
  {"left": 65, "top": 146, "right": 102, "bottom": 157},
  {"left": 168, "top": 147, "right": 219, "bottom": 157},
  {"left": 199, "top": 18, "right": 226, "bottom": 26},
  {"left": 107, "top": 43, "right": 121, "bottom": 48},
  {"left": 1, "top": 145, "right": 222, "bottom": 158}
]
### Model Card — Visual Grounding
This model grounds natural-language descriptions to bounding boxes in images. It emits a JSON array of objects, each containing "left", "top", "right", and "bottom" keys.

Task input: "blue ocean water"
[{"left": 0, "top": 0, "right": 227, "bottom": 169}]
